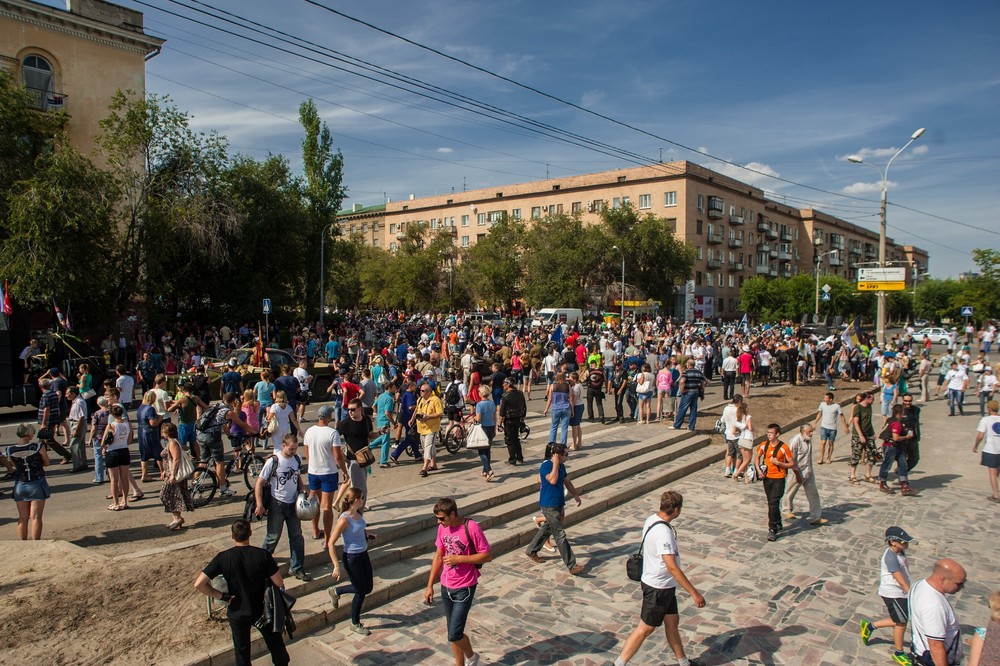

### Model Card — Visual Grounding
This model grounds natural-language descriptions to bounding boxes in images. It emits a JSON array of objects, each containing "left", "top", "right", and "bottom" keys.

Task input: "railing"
[
  {"left": 707, "top": 232, "right": 723, "bottom": 244},
  {"left": 780, "top": 231, "right": 793, "bottom": 242},
  {"left": 707, "top": 208, "right": 724, "bottom": 219},
  {"left": 728, "top": 261, "right": 744, "bottom": 271},
  {"left": 756, "top": 264, "right": 770, "bottom": 275},
  {"left": 25, "top": 87, "right": 67, "bottom": 112},
  {"left": 728, "top": 237, "right": 743, "bottom": 248},
  {"left": 730, "top": 214, "right": 745, "bottom": 225},
  {"left": 765, "top": 227, "right": 778, "bottom": 240},
  {"left": 778, "top": 250, "right": 792, "bottom": 260},
  {"left": 769, "top": 268, "right": 778, "bottom": 276},
  {"left": 707, "top": 258, "right": 723, "bottom": 269}
]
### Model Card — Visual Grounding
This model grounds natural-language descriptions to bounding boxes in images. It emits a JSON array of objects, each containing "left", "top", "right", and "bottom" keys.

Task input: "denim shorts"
[
  {"left": 308, "top": 472, "right": 339, "bottom": 493},
  {"left": 13, "top": 477, "right": 51, "bottom": 501},
  {"left": 820, "top": 428, "right": 837, "bottom": 441},
  {"left": 441, "top": 584, "right": 477, "bottom": 642},
  {"left": 177, "top": 422, "right": 195, "bottom": 447}
]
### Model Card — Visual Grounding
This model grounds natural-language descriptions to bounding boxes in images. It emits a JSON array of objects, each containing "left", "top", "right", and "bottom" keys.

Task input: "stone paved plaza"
[{"left": 286, "top": 395, "right": 999, "bottom": 666}]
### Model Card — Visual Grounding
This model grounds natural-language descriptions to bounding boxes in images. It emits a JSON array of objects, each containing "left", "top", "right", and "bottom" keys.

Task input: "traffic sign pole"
[{"left": 262, "top": 298, "right": 271, "bottom": 341}]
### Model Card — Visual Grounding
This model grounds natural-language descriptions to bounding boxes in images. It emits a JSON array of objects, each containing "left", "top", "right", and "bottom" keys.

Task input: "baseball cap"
[
  {"left": 885, "top": 526, "right": 915, "bottom": 543},
  {"left": 317, "top": 405, "right": 335, "bottom": 420}
]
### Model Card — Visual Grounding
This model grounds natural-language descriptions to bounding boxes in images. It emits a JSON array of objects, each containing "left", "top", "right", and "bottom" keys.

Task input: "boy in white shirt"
[{"left": 860, "top": 526, "right": 913, "bottom": 666}]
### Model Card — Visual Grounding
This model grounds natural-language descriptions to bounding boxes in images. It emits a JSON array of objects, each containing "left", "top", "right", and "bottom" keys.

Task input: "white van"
[{"left": 531, "top": 308, "right": 583, "bottom": 328}]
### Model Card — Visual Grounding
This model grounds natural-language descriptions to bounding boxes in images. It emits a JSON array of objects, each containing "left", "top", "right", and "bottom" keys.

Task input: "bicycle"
[
  {"left": 189, "top": 436, "right": 267, "bottom": 508},
  {"left": 443, "top": 412, "right": 475, "bottom": 454}
]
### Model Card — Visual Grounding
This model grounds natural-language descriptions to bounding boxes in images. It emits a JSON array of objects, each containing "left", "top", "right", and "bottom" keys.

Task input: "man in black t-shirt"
[
  {"left": 499, "top": 377, "right": 527, "bottom": 465},
  {"left": 195, "top": 520, "right": 288, "bottom": 666},
  {"left": 585, "top": 361, "right": 606, "bottom": 424},
  {"left": 671, "top": 359, "right": 706, "bottom": 432},
  {"left": 337, "top": 398, "right": 381, "bottom": 513}
]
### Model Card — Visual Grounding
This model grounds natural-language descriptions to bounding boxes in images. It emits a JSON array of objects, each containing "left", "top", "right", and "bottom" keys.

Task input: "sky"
[{"left": 53, "top": 0, "right": 1000, "bottom": 275}]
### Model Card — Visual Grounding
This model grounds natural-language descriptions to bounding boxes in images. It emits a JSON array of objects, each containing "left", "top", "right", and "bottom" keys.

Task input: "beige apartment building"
[
  {"left": 338, "top": 161, "right": 928, "bottom": 318},
  {"left": 1, "top": 0, "right": 163, "bottom": 157}
]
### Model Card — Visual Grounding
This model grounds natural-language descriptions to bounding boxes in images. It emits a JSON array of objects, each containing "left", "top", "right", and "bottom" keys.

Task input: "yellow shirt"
[{"left": 415, "top": 394, "right": 443, "bottom": 435}]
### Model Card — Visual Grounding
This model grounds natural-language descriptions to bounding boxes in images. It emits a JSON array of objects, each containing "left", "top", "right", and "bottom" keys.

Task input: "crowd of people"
[{"left": 5, "top": 312, "right": 1000, "bottom": 666}]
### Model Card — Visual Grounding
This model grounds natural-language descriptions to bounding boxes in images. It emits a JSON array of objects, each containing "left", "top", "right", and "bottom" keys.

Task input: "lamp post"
[
  {"left": 611, "top": 245, "right": 625, "bottom": 321},
  {"left": 318, "top": 220, "right": 337, "bottom": 324},
  {"left": 911, "top": 266, "right": 930, "bottom": 321},
  {"left": 848, "top": 127, "right": 925, "bottom": 345},
  {"left": 814, "top": 247, "right": 839, "bottom": 317}
]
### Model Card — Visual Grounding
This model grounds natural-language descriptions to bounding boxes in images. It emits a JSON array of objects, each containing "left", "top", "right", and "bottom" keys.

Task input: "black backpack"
[
  {"left": 444, "top": 381, "right": 461, "bottom": 406},
  {"left": 196, "top": 402, "right": 227, "bottom": 433}
]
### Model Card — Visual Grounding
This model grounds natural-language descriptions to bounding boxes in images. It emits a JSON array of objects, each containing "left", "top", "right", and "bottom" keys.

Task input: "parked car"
[
  {"left": 913, "top": 318, "right": 929, "bottom": 328},
  {"left": 911, "top": 327, "right": 950, "bottom": 345}
]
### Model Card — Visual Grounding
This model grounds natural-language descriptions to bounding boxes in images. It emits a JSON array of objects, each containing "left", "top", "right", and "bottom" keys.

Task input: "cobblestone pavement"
[{"left": 287, "top": 394, "right": 998, "bottom": 665}]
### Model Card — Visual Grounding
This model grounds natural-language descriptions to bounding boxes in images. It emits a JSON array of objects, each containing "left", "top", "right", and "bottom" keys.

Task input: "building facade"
[
  {"left": 0, "top": 0, "right": 163, "bottom": 156},
  {"left": 337, "top": 161, "right": 928, "bottom": 318}
]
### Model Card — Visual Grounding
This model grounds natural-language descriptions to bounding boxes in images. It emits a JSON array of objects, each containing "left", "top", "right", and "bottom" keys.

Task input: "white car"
[{"left": 911, "top": 327, "right": 951, "bottom": 345}]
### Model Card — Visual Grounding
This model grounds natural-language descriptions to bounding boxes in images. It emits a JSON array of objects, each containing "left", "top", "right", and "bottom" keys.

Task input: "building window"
[
  {"left": 531, "top": 206, "right": 541, "bottom": 219},
  {"left": 617, "top": 176, "right": 626, "bottom": 183},
  {"left": 512, "top": 208, "right": 521, "bottom": 220},
  {"left": 612, "top": 197, "right": 621, "bottom": 210},
  {"left": 748, "top": 232, "right": 754, "bottom": 245},
  {"left": 571, "top": 201, "right": 582, "bottom": 213},
  {"left": 556, "top": 204, "right": 563, "bottom": 214},
  {"left": 488, "top": 211, "right": 503, "bottom": 224},
  {"left": 592, "top": 199, "right": 603, "bottom": 212},
  {"left": 430, "top": 218, "right": 438, "bottom": 229},
  {"left": 729, "top": 274, "right": 734, "bottom": 288},
  {"left": 22, "top": 55, "right": 57, "bottom": 110},
  {"left": 696, "top": 246, "right": 703, "bottom": 260},
  {"left": 665, "top": 218, "right": 677, "bottom": 232},
  {"left": 373, "top": 238, "right": 379, "bottom": 247},
  {"left": 552, "top": 184, "right": 561, "bottom": 190},
  {"left": 461, "top": 214, "right": 469, "bottom": 227},
  {"left": 389, "top": 223, "right": 396, "bottom": 234},
  {"left": 696, "top": 271, "right": 702, "bottom": 286},
  {"left": 706, "top": 273, "right": 713, "bottom": 287},
  {"left": 697, "top": 194, "right": 704, "bottom": 212},
  {"left": 477, "top": 213, "right": 487, "bottom": 225},
  {"left": 496, "top": 192, "right": 503, "bottom": 198},
  {"left": 461, "top": 236, "right": 469, "bottom": 247},
  {"left": 349, "top": 225, "right": 356, "bottom": 233},
  {"left": 707, "top": 196, "right": 724, "bottom": 212},
  {"left": 665, "top": 191, "right": 677, "bottom": 207},
  {"left": 696, "top": 220, "right": 703, "bottom": 235}
]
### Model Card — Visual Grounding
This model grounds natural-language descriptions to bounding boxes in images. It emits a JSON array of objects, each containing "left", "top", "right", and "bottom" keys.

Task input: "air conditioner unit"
[
  {"left": 587, "top": 203, "right": 595, "bottom": 212},
  {"left": 542, "top": 205, "right": 549, "bottom": 212}
]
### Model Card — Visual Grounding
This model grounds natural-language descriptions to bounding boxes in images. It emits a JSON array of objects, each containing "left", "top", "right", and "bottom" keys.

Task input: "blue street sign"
[
  {"left": 821, "top": 293, "right": 831, "bottom": 302},
  {"left": 262, "top": 298, "right": 272, "bottom": 315},
  {"left": 961, "top": 306, "right": 973, "bottom": 317}
]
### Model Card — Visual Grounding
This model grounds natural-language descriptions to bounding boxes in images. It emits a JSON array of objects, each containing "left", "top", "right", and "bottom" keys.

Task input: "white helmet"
[{"left": 295, "top": 492, "right": 319, "bottom": 521}]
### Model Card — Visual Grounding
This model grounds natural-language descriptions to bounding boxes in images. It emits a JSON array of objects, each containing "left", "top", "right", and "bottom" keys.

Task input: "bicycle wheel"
[
  {"left": 243, "top": 455, "right": 267, "bottom": 490},
  {"left": 189, "top": 468, "right": 218, "bottom": 508},
  {"left": 444, "top": 425, "right": 464, "bottom": 454}
]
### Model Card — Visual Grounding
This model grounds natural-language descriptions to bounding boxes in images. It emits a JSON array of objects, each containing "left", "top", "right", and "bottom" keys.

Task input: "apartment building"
[
  {"left": 337, "top": 161, "right": 927, "bottom": 318},
  {"left": 0, "top": 0, "right": 164, "bottom": 156}
]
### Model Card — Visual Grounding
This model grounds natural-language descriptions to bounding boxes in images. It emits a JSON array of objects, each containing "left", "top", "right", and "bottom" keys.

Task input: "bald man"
[{"left": 909, "top": 558, "right": 966, "bottom": 666}]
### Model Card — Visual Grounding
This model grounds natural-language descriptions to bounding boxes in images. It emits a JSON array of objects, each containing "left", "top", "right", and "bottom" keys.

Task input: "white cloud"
[
  {"left": 713, "top": 160, "right": 781, "bottom": 186},
  {"left": 839, "top": 144, "right": 929, "bottom": 162},
  {"left": 580, "top": 89, "right": 605, "bottom": 107},
  {"left": 911, "top": 144, "right": 929, "bottom": 155},
  {"left": 842, "top": 180, "right": 897, "bottom": 195},
  {"left": 437, "top": 147, "right": 454, "bottom": 154}
]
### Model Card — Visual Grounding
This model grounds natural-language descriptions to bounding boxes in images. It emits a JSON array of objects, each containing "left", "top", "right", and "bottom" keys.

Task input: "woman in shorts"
[
  {"left": 636, "top": 363, "right": 655, "bottom": 424},
  {"left": 101, "top": 404, "right": 134, "bottom": 510},
  {"left": 731, "top": 399, "right": 755, "bottom": 482},
  {"left": 7, "top": 423, "right": 51, "bottom": 540}
]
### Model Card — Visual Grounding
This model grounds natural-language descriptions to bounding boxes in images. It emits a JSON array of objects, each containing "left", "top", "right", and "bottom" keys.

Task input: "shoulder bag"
[
  {"left": 173, "top": 446, "right": 195, "bottom": 482},
  {"left": 626, "top": 520, "right": 669, "bottom": 582},
  {"left": 465, "top": 424, "right": 491, "bottom": 450}
]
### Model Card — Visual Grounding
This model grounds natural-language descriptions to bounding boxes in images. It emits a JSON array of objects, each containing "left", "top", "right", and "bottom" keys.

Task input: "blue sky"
[{"left": 58, "top": 0, "right": 1000, "bottom": 275}]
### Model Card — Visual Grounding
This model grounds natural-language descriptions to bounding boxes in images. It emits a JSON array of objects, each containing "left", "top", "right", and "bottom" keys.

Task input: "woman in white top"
[
  {"left": 730, "top": 399, "right": 755, "bottom": 482},
  {"left": 267, "top": 390, "right": 300, "bottom": 451},
  {"left": 101, "top": 404, "right": 134, "bottom": 511},
  {"left": 721, "top": 395, "right": 743, "bottom": 478}
]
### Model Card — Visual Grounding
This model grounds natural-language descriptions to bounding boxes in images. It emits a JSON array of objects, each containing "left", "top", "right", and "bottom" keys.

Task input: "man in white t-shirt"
[
  {"left": 909, "top": 558, "right": 966, "bottom": 666},
  {"left": 943, "top": 362, "right": 968, "bottom": 417},
  {"left": 613, "top": 491, "right": 706, "bottom": 666},
  {"left": 813, "top": 392, "right": 850, "bottom": 465},
  {"left": 115, "top": 365, "right": 136, "bottom": 409},
  {"left": 303, "top": 405, "right": 347, "bottom": 548},
  {"left": 293, "top": 361, "right": 313, "bottom": 423},
  {"left": 255, "top": 436, "right": 310, "bottom": 581},
  {"left": 973, "top": 400, "right": 1000, "bottom": 503}
]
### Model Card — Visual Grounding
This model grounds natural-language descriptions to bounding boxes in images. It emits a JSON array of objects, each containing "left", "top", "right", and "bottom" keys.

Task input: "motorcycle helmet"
[{"left": 295, "top": 492, "right": 319, "bottom": 521}]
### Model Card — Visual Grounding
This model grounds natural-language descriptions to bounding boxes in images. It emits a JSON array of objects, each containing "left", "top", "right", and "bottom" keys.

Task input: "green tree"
[
  {"left": 358, "top": 223, "right": 452, "bottom": 309},
  {"left": 914, "top": 279, "right": 962, "bottom": 323},
  {"left": 521, "top": 214, "right": 605, "bottom": 308},
  {"left": 458, "top": 215, "right": 525, "bottom": 309},
  {"left": 299, "top": 100, "right": 347, "bottom": 319}
]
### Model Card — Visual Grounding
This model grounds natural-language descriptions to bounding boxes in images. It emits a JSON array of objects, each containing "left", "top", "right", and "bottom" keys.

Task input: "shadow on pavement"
[
  {"left": 70, "top": 513, "right": 236, "bottom": 548},
  {"left": 494, "top": 629, "right": 619, "bottom": 664},
  {"left": 699, "top": 623, "right": 808, "bottom": 665},
  {"left": 349, "top": 647, "right": 436, "bottom": 665},
  {"left": 910, "top": 473, "right": 960, "bottom": 492}
]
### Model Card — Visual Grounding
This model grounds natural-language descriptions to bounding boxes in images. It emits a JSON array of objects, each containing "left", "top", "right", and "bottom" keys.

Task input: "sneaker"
[
  {"left": 724, "top": 471, "right": 733, "bottom": 478},
  {"left": 220, "top": 486, "right": 235, "bottom": 498},
  {"left": 784, "top": 512, "right": 796, "bottom": 521},
  {"left": 891, "top": 651, "right": 912, "bottom": 666},
  {"left": 350, "top": 623, "right": 371, "bottom": 636},
  {"left": 292, "top": 570, "right": 313, "bottom": 582},
  {"left": 860, "top": 619, "right": 873, "bottom": 645},
  {"left": 465, "top": 653, "right": 481, "bottom": 666},
  {"left": 808, "top": 518, "right": 830, "bottom": 525},
  {"left": 767, "top": 531, "right": 778, "bottom": 542},
  {"left": 328, "top": 588, "right": 340, "bottom": 609},
  {"left": 379, "top": 463, "right": 390, "bottom": 469}
]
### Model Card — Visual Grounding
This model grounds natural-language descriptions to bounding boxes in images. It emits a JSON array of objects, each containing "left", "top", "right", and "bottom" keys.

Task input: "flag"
[
  {"left": 253, "top": 325, "right": 264, "bottom": 366},
  {"left": 1, "top": 281, "right": 11, "bottom": 316},
  {"left": 53, "top": 299, "right": 66, "bottom": 328},
  {"left": 842, "top": 316, "right": 860, "bottom": 349},
  {"left": 64, "top": 300, "right": 73, "bottom": 332},
  {"left": 739, "top": 313, "right": 748, "bottom": 333}
]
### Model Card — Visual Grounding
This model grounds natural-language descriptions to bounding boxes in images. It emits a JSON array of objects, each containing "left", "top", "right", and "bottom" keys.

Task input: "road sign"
[
  {"left": 821, "top": 293, "right": 831, "bottom": 302},
  {"left": 262, "top": 298, "right": 271, "bottom": 315},
  {"left": 961, "top": 306, "right": 973, "bottom": 317},
  {"left": 858, "top": 267, "right": 907, "bottom": 283},
  {"left": 822, "top": 284, "right": 832, "bottom": 294},
  {"left": 857, "top": 281, "right": 906, "bottom": 291}
]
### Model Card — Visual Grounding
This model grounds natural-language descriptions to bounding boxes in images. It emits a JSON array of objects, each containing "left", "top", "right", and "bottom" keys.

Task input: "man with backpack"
[
  {"left": 254, "top": 434, "right": 311, "bottom": 581},
  {"left": 443, "top": 371, "right": 465, "bottom": 422},
  {"left": 198, "top": 392, "right": 256, "bottom": 498},
  {"left": 585, "top": 361, "right": 607, "bottom": 424},
  {"left": 614, "top": 490, "right": 706, "bottom": 666},
  {"left": 755, "top": 423, "right": 799, "bottom": 542}
]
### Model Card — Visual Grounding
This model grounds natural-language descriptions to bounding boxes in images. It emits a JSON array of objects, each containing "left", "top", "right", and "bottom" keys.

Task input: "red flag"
[{"left": 2, "top": 281, "right": 11, "bottom": 316}]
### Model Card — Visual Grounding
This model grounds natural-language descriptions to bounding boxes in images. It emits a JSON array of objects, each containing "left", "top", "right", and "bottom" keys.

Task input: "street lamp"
[
  {"left": 814, "top": 246, "right": 840, "bottom": 317},
  {"left": 848, "top": 127, "right": 925, "bottom": 345},
  {"left": 318, "top": 220, "right": 337, "bottom": 324},
  {"left": 611, "top": 245, "right": 625, "bottom": 321}
]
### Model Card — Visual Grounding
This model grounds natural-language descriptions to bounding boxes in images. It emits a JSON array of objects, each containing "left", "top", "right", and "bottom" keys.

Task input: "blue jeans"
[
  {"left": 981, "top": 391, "right": 994, "bottom": 416},
  {"left": 441, "top": 584, "right": 477, "bottom": 643},
  {"left": 479, "top": 425, "right": 495, "bottom": 473},
  {"left": 549, "top": 407, "right": 570, "bottom": 445},
  {"left": 878, "top": 443, "right": 909, "bottom": 483},
  {"left": 93, "top": 442, "right": 106, "bottom": 482},
  {"left": 947, "top": 388, "right": 965, "bottom": 415},
  {"left": 673, "top": 392, "right": 699, "bottom": 430},
  {"left": 262, "top": 500, "right": 305, "bottom": 575},
  {"left": 336, "top": 550, "right": 374, "bottom": 625}
]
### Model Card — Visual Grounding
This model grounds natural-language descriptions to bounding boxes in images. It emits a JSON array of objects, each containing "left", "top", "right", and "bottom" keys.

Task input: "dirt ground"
[{"left": 0, "top": 378, "right": 852, "bottom": 665}]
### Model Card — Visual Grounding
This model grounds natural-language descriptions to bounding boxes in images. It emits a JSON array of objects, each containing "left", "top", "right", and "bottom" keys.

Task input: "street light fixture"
[
  {"left": 814, "top": 246, "right": 840, "bottom": 317},
  {"left": 847, "top": 127, "right": 925, "bottom": 345},
  {"left": 611, "top": 245, "right": 625, "bottom": 322}
]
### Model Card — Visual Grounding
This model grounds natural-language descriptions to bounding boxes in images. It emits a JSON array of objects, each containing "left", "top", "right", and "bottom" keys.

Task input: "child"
[{"left": 860, "top": 526, "right": 914, "bottom": 666}]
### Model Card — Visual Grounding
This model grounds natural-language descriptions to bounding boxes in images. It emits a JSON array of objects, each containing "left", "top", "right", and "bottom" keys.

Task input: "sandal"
[
  {"left": 129, "top": 493, "right": 145, "bottom": 501},
  {"left": 167, "top": 520, "right": 181, "bottom": 531},
  {"left": 485, "top": 471, "right": 495, "bottom": 482},
  {"left": 108, "top": 503, "right": 120, "bottom": 511},
  {"left": 864, "top": 476, "right": 875, "bottom": 484},
  {"left": 849, "top": 477, "right": 861, "bottom": 486}
]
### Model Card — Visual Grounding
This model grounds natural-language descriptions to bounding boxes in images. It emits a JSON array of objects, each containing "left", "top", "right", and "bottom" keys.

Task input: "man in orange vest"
[{"left": 754, "top": 423, "right": 799, "bottom": 542}]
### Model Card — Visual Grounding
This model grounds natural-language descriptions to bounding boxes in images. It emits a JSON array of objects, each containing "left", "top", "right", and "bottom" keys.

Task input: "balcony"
[
  {"left": 813, "top": 235, "right": 825, "bottom": 246},
  {"left": 728, "top": 261, "right": 744, "bottom": 271},
  {"left": 707, "top": 207, "right": 724, "bottom": 220},
  {"left": 707, "top": 231, "right": 723, "bottom": 244},
  {"left": 758, "top": 243, "right": 770, "bottom": 253},
  {"left": 26, "top": 87, "right": 68, "bottom": 113},
  {"left": 781, "top": 269, "right": 793, "bottom": 278},
  {"left": 849, "top": 245, "right": 862, "bottom": 256},
  {"left": 765, "top": 227, "right": 778, "bottom": 240},
  {"left": 757, "top": 220, "right": 771, "bottom": 232},
  {"left": 769, "top": 247, "right": 779, "bottom": 259},
  {"left": 728, "top": 237, "right": 743, "bottom": 248},
  {"left": 730, "top": 214, "right": 745, "bottom": 225},
  {"left": 769, "top": 268, "right": 779, "bottom": 277},
  {"left": 829, "top": 255, "right": 844, "bottom": 267},
  {"left": 865, "top": 250, "right": 878, "bottom": 261},
  {"left": 780, "top": 231, "right": 793, "bottom": 242},
  {"left": 778, "top": 250, "right": 792, "bottom": 261},
  {"left": 830, "top": 237, "right": 845, "bottom": 250},
  {"left": 707, "top": 258, "right": 723, "bottom": 269},
  {"left": 756, "top": 264, "right": 770, "bottom": 275}
]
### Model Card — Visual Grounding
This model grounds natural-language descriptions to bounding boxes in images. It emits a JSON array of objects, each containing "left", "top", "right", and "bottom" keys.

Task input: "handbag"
[
  {"left": 625, "top": 520, "right": 669, "bottom": 582},
  {"left": 81, "top": 389, "right": 97, "bottom": 400},
  {"left": 173, "top": 446, "right": 195, "bottom": 482},
  {"left": 353, "top": 445, "right": 376, "bottom": 468},
  {"left": 101, "top": 428, "right": 115, "bottom": 448},
  {"left": 465, "top": 424, "right": 491, "bottom": 450}
]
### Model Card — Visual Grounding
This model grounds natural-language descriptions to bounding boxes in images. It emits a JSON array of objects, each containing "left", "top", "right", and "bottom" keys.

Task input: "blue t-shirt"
[
  {"left": 374, "top": 391, "right": 395, "bottom": 428},
  {"left": 325, "top": 340, "right": 339, "bottom": 359},
  {"left": 221, "top": 370, "right": 242, "bottom": 395},
  {"left": 475, "top": 399, "right": 496, "bottom": 427},
  {"left": 538, "top": 459, "right": 566, "bottom": 508},
  {"left": 340, "top": 512, "right": 368, "bottom": 554},
  {"left": 255, "top": 381, "right": 274, "bottom": 407},
  {"left": 400, "top": 391, "right": 417, "bottom": 425}
]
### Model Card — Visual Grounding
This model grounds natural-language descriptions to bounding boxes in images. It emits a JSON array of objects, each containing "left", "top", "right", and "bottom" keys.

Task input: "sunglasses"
[
  {"left": 347, "top": 407, "right": 359, "bottom": 412},
  {"left": 434, "top": 514, "right": 447, "bottom": 523}
]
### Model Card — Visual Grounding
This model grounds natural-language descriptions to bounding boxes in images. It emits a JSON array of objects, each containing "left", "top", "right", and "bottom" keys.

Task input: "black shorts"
[
  {"left": 759, "top": 366, "right": 771, "bottom": 377},
  {"left": 105, "top": 448, "right": 131, "bottom": 469},
  {"left": 199, "top": 437, "right": 225, "bottom": 463},
  {"left": 881, "top": 595, "right": 909, "bottom": 624},
  {"left": 639, "top": 582, "right": 678, "bottom": 627}
]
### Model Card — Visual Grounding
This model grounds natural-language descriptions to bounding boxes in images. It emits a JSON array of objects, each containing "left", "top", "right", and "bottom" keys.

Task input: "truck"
[{"left": 531, "top": 308, "right": 583, "bottom": 329}]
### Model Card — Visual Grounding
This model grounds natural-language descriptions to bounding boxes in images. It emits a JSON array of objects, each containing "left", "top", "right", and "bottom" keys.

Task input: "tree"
[
  {"left": 458, "top": 215, "right": 525, "bottom": 309},
  {"left": 357, "top": 223, "right": 453, "bottom": 309},
  {"left": 521, "top": 214, "right": 605, "bottom": 308},
  {"left": 0, "top": 70, "right": 65, "bottom": 207},
  {"left": 299, "top": 100, "right": 347, "bottom": 319},
  {"left": 914, "top": 279, "right": 963, "bottom": 323}
]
